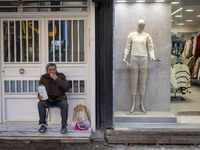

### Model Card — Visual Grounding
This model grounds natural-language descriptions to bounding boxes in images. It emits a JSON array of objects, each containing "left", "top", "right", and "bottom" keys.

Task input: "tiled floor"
[{"left": 171, "top": 85, "right": 200, "bottom": 123}]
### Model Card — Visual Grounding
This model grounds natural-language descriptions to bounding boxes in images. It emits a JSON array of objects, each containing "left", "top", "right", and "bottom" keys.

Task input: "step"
[
  {"left": 114, "top": 111, "right": 177, "bottom": 123},
  {"left": 0, "top": 124, "right": 91, "bottom": 142}
]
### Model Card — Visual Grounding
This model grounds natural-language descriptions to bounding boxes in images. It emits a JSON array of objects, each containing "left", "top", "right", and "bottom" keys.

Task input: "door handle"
[{"left": 19, "top": 68, "right": 25, "bottom": 74}]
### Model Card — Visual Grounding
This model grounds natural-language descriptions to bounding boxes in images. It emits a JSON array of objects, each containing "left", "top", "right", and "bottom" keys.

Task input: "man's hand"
[
  {"left": 50, "top": 73, "right": 58, "bottom": 80},
  {"left": 38, "top": 95, "right": 45, "bottom": 100}
]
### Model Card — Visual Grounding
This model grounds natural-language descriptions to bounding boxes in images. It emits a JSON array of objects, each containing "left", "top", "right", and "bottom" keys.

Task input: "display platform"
[{"left": 115, "top": 111, "right": 177, "bottom": 123}]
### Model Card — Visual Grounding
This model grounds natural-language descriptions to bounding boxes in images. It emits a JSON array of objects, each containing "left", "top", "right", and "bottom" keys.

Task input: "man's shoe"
[
  {"left": 39, "top": 124, "right": 47, "bottom": 133},
  {"left": 60, "top": 125, "right": 67, "bottom": 134}
]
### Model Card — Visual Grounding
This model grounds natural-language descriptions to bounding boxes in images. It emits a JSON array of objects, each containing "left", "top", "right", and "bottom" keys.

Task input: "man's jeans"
[{"left": 38, "top": 99, "right": 68, "bottom": 126}]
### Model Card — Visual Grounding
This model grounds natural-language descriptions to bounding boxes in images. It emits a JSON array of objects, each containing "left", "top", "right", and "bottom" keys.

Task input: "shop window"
[
  {"left": 3, "top": 20, "right": 40, "bottom": 63},
  {"left": 171, "top": 0, "right": 200, "bottom": 123},
  {"left": 114, "top": 0, "right": 200, "bottom": 126}
]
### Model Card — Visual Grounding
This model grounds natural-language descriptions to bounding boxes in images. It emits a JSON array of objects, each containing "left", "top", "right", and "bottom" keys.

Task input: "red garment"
[{"left": 195, "top": 35, "right": 200, "bottom": 56}]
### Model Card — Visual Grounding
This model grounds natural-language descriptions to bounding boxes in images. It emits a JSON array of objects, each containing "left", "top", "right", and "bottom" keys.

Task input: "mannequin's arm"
[
  {"left": 123, "top": 54, "right": 131, "bottom": 66},
  {"left": 147, "top": 35, "right": 161, "bottom": 62},
  {"left": 152, "top": 57, "right": 161, "bottom": 62}
]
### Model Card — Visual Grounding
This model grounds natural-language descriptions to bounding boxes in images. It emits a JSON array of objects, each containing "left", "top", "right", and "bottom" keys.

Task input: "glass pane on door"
[
  {"left": 3, "top": 20, "right": 40, "bottom": 63},
  {"left": 48, "top": 19, "right": 85, "bottom": 63}
]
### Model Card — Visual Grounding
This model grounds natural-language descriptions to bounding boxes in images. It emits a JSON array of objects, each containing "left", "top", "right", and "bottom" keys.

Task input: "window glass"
[
  {"left": 67, "top": 20, "right": 72, "bottom": 62},
  {"left": 74, "top": 80, "right": 78, "bottom": 93},
  {"left": 80, "top": 80, "right": 85, "bottom": 93},
  {"left": 114, "top": 0, "right": 200, "bottom": 126},
  {"left": 29, "top": 80, "right": 34, "bottom": 92},
  {"left": 55, "top": 20, "right": 59, "bottom": 62},
  {"left": 5, "top": 81, "right": 9, "bottom": 93},
  {"left": 10, "top": 21, "right": 14, "bottom": 62},
  {"left": 22, "top": 21, "right": 27, "bottom": 62},
  {"left": 79, "top": 20, "right": 85, "bottom": 62},
  {"left": 73, "top": 20, "right": 78, "bottom": 62},
  {"left": 34, "top": 21, "right": 39, "bottom": 62},
  {"left": 61, "top": 20, "right": 66, "bottom": 62},
  {"left": 48, "top": 20, "right": 53, "bottom": 62},
  {"left": 28, "top": 21, "right": 33, "bottom": 62},
  {"left": 11, "top": 81, "right": 15, "bottom": 93},
  {"left": 17, "top": 81, "right": 21, "bottom": 92},
  {"left": 3, "top": 20, "right": 40, "bottom": 63},
  {"left": 16, "top": 21, "right": 21, "bottom": 62},
  {"left": 23, "top": 80, "right": 27, "bottom": 92},
  {"left": 3, "top": 21, "right": 8, "bottom": 62},
  {"left": 48, "top": 19, "right": 85, "bottom": 63}
]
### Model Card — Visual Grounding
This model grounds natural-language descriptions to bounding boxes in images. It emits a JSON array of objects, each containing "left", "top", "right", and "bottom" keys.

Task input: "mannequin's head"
[{"left": 137, "top": 19, "right": 145, "bottom": 33}]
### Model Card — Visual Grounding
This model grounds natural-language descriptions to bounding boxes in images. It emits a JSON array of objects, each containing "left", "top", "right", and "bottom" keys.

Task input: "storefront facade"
[
  {"left": 0, "top": 0, "right": 200, "bottom": 143},
  {"left": 0, "top": 0, "right": 96, "bottom": 130},
  {"left": 106, "top": 0, "right": 200, "bottom": 144},
  {"left": 113, "top": 0, "right": 200, "bottom": 126}
]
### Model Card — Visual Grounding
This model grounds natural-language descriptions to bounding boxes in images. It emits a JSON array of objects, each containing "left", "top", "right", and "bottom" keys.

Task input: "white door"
[
  {"left": 44, "top": 18, "right": 90, "bottom": 125},
  {"left": 1, "top": 17, "right": 91, "bottom": 125},
  {"left": 1, "top": 19, "right": 42, "bottom": 122}
]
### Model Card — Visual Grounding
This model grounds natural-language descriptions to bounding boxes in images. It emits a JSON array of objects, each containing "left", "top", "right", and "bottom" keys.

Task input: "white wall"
[
  {"left": 0, "top": 19, "right": 2, "bottom": 123},
  {"left": 172, "top": 25, "right": 199, "bottom": 33}
]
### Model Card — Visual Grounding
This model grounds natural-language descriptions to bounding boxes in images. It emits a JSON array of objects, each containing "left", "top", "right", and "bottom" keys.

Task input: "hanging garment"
[
  {"left": 171, "top": 63, "right": 191, "bottom": 94},
  {"left": 193, "top": 35, "right": 197, "bottom": 55},
  {"left": 182, "top": 39, "right": 192, "bottom": 58},
  {"left": 188, "top": 57, "right": 196, "bottom": 76},
  {"left": 193, "top": 57, "right": 200, "bottom": 78},
  {"left": 186, "top": 56, "right": 194, "bottom": 66},
  {"left": 171, "top": 55, "right": 178, "bottom": 65},
  {"left": 194, "top": 35, "right": 200, "bottom": 56},
  {"left": 187, "top": 44, "right": 193, "bottom": 58},
  {"left": 198, "top": 65, "right": 200, "bottom": 80},
  {"left": 179, "top": 41, "right": 185, "bottom": 54},
  {"left": 196, "top": 45, "right": 200, "bottom": 60}
]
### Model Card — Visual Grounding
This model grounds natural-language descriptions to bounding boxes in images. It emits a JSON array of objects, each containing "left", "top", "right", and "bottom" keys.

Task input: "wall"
[
  {"left": 0, "top": 19, "right": 1, "bottom": 123},
  {"left": 197, "top": 25, "right": 200, "bottom": 32},
  {"left": 114, "top": 2, "right": 171, "bottom": 111},
  {"left": 172, "top": 25, "right": 199, "bottom": 33},
  {"left": 95, "top": 0, "right": 114, "bottom": 129}
]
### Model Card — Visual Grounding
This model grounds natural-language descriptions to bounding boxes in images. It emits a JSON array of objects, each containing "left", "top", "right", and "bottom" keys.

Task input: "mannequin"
[{"left": 123, "top": 19, "right": 160, "bottom": 113}]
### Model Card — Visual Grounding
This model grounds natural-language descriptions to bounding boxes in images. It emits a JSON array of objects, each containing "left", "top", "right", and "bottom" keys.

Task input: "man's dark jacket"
[{"left": 39, "top": 72, "right": 70, "bottom": 102}]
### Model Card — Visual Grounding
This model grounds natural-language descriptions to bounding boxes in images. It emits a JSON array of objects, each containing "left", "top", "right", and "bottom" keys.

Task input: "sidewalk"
[
  {"left": 0, "top": 123, "right": 91, "bottom": 142},
  {"left": 0, "top": 123, "right": 200, "bottom": 150},
  {"left": 0, "top": 139, "right": 199, "bottom": 150}
]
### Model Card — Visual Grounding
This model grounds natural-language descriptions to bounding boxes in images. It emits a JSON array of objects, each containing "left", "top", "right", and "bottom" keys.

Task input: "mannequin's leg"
[
  {"left": 130, "top": 95, "right": 136, "bottom": 113},
  {"left": 140, "top": 95, "right": 146, "bottom": 113},
  {"left": 130, "top": 58, "right": 138, "bottom": 113},
  {"left": 139, "top": 58, "right": 148, "bottom": 113}
]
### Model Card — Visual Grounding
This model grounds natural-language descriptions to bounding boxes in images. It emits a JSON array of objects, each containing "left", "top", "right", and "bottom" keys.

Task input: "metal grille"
[
  {"left": 68, "top": 80, "right": 86, "bottom": 94},
  {"left": 0, "top": 0, "right": 88, "bottom": 12},
  {"left": 3, "top": 20, "right": 40, "bottom": 63},
  {"left": 48, "top": 19, "right": 85, "bottom": 63},
  {"left": 4, "top": 80, "right": 85, "bottom": 94},
  {"left": 4, "top": 80, "right": 39, "bottom": 93}
]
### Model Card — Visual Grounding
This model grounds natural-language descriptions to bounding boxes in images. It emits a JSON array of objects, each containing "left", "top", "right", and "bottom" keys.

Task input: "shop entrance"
[{"left": 1, "top": 17, "right": 92, "bottom": 125}]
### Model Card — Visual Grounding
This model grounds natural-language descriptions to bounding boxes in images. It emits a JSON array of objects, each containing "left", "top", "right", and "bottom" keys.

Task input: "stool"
[{"left": 46, "top": 106, "right": 60, "bottom": 125}]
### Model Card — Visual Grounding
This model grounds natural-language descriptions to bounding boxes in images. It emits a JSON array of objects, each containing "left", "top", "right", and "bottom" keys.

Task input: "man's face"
[{"left": 47, "top": 66, "right": 57, "bottom": 75}]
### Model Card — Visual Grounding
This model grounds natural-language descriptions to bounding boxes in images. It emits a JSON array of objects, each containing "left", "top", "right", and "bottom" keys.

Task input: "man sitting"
[{"left": 38, "top": 63, "right": 70, "bottom": 133}]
